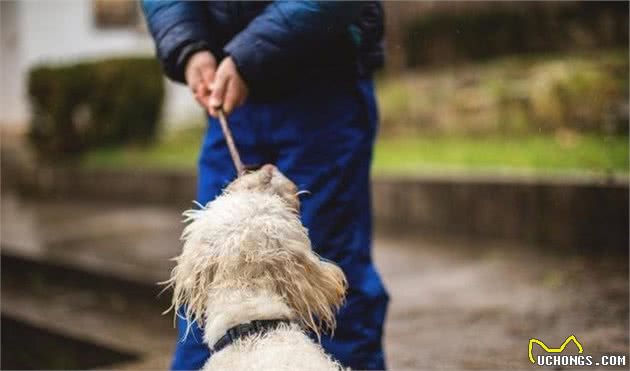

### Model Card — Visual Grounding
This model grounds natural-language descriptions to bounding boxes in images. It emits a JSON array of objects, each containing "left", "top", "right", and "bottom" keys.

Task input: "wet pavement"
[
  {"left": 1, "top": 192, "right": 628, "bottom": 370},
  {"left": 377, "top": 235, "right": 628, "bottom": 370}
]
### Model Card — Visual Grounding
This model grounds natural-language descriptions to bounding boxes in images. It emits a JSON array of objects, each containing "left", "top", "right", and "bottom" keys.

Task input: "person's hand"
[
  {"left": 208, "top": 57, "right": 249, "bottom": 117},
  {"left": 185, "top": 50, "right": 217, "bottom": 111}
]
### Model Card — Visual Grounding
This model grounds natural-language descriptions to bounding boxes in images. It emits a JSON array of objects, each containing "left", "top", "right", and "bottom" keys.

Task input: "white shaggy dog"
[{"left": 166, "top": 164, "right": 347, "bottom": 370}]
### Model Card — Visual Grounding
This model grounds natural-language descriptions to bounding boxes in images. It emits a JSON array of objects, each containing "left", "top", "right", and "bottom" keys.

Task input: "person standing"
[{"left": 142, "top": 2, "right": 389, "bottom": 369}]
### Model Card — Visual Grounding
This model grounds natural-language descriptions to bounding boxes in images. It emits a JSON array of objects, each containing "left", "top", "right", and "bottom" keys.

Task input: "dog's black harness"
[{"left": 212, "top": 319, "right": 292, "bottom": 353}]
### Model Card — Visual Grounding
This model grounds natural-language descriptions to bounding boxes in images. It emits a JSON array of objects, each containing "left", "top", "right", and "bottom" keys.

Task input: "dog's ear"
[
  {"left": 164, "top": 239, "right": 219, "bottom": 331},
  {"left": 162, "top": 206, "right": 222, "bottom": 330},
  {"left": 263, "top": 239, "right": 347, "bottom": 339}
]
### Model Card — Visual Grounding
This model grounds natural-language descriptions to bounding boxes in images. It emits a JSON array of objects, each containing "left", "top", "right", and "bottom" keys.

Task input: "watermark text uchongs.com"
[
  {"left": 535, "top": 354, "right": 626, "bottom": 367},
  {"left": 529, "top": 335, "right": 627, "bottom": 367}
]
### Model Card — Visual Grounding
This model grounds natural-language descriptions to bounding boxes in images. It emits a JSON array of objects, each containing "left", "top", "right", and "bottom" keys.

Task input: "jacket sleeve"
[
  {"left": 224, "top": 1, "right": 363, "bottom": 91},
  {"left": 141, "top": 0, "right": 215, "bottom": 83}
]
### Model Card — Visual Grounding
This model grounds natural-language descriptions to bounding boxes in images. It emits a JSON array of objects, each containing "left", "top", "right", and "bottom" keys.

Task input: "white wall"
[
  {"left": 0, "top": 0, "right": 199, "bottom": 131},
  {"left": 1, "top": 1, "right": 23, "bottom": 128}
]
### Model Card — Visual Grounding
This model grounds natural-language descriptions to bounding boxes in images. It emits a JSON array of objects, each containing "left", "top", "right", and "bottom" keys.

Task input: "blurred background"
[{"left": 1, "top": 1, "right": 628, "bottom": 369}]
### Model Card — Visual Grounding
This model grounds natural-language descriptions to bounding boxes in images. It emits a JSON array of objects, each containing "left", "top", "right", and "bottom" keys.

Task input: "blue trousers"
[{"left": 170, "top": 80, "right": 389, "bottom": 370}]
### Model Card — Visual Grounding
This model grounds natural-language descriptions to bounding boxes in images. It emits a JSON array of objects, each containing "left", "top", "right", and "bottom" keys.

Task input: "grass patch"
[
  {"left": 82, "top": 126, "right": 204, "bottom": 170},
  {"left": 83, "top": 128, "right": 628, "bottom": 176},
  {"left": 372, "top": 134, "right": 628, "bottom": 176}
]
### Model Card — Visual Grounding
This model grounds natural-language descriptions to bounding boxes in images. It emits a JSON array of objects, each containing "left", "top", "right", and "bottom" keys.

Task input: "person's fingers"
[
  {"left": 194, "top": 85, "right": 209, "bottom": 109},
  {"left": 223, "top": 77, "right": 248, "bottom": 114},
  {"left": 237, "top": 82, "right": 248, "bottom": 107},
  {"left": 184, "top": 51, "right": 217, "bottom": 110},
  {"left": 228, "top": 77, "right": 249, "bottom": 114},
  {"left": 197, "top": 81, "right": 209, "bottom": 96},
  {"left": 186, "top": 65, "right": 210, "bottom": 109},
  {"left": 200, "top": 66, "right": 215, "bottom": 91},
  {"left": 193, "top": 93, "right": 204, "bottom": 108},
  {"left": 187, "top": 72, "right": 201, "bottom": 94},
  {"left": 192, "top": 79, "right": 212, "bottom": 109},
  {"left": 209, "top": 71, "right": 228, "bottom": 117},
  {"left": 222, "top": 78, "right": 238, "bottom": 114}
]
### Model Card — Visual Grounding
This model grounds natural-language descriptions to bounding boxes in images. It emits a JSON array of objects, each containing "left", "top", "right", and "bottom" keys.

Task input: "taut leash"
[{"left": 216, "top": 107, "right": 245, "bottom": 177}]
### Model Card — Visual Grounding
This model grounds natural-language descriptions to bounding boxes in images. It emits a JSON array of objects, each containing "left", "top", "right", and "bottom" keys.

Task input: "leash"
[{"left": 216, "top": 107, "right": 246, "bottom": 177}]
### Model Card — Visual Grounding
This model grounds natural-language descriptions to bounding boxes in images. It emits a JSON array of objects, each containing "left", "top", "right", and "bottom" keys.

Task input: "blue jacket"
[{"left": 141, "top": 1, "right": 384, "bottom": 99}]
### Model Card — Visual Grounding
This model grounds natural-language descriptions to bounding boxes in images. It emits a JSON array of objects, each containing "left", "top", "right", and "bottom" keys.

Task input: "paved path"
[
  {"left": 375, "top": 235, "right": 628, "bottom": 369},
  {"left": 2, "top": 193, "right": 627, "bottom": 370}
]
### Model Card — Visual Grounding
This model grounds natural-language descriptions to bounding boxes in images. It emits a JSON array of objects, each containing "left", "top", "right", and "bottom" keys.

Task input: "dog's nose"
[
  {"left": 258, "top": 164, "right": 278, "bottom": 185},
  {"left": 260, "top": 164, "right": 278, "bottom": 178},
  {"left": 261, "top": 164, "right": 277, "bottom": 174}
]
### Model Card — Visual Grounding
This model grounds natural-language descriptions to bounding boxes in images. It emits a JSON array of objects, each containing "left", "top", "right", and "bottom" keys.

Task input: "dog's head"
[{"left": 167, "top": 165, "right": 347, "bottom": 337}]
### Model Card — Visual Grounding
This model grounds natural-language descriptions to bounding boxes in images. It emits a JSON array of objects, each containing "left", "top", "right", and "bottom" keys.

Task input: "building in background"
[{"left": 0, "top": 0, "right": 198, "bottom": 132}]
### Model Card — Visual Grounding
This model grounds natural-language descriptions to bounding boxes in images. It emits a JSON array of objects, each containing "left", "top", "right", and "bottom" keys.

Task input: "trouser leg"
[{"left": 270, "top": 80, "right": 389, "bottom": 370}]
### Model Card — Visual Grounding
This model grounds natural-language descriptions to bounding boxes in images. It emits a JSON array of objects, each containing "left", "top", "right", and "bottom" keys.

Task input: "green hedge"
[
  {"left": 28, "top": 57, "right": 164, "bottom": 156},
  {"left": 376, "top": 50, "right": 628, "bottom": 137},
  {"left": 403, "top": 2, "right": 629, "bottom": 67}
]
